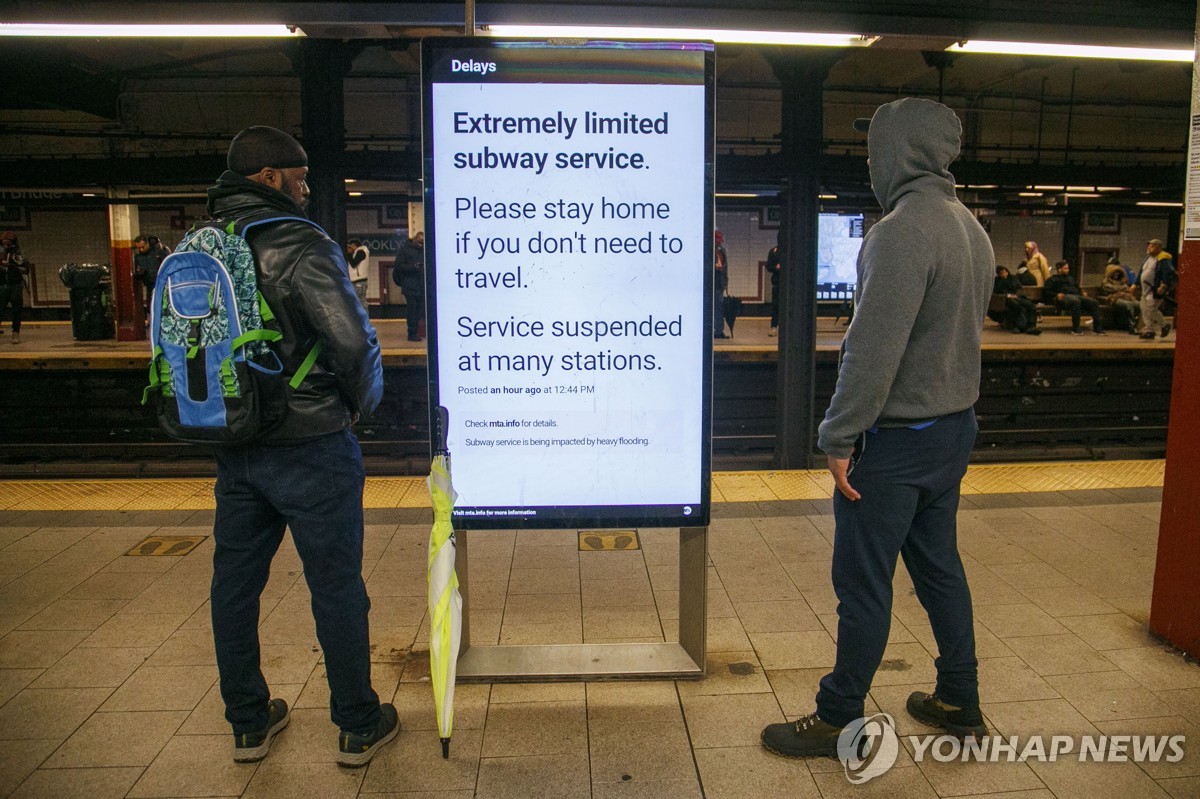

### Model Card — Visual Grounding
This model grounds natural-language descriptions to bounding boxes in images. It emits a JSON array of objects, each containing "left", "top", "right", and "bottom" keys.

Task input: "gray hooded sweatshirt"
[{"left": 816, "top": 98, "right": 994, "bottom": 459}]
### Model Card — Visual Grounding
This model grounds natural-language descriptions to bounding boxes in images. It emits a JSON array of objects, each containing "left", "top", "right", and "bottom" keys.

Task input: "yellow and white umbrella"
[{"left": 427, "top": 408, "right": 463, "bottom": 758}]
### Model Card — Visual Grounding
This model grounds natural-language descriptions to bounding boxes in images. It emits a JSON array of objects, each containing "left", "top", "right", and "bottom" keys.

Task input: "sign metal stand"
[{"left": 455, "top": 526, "right": 707, "bottom": 680}]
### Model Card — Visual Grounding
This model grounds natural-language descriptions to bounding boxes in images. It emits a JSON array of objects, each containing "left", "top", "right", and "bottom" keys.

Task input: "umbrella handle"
[
  {"left": 434, "top": 405, "right": 450, "bottom": 457},
  {"left": 441, "top": 737, "right": 450, "bottom": 759}
]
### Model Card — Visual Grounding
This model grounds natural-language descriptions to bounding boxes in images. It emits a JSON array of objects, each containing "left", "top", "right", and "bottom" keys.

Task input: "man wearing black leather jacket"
[{"left": 205, "top": 126, "right": 397, "bottom": 767}]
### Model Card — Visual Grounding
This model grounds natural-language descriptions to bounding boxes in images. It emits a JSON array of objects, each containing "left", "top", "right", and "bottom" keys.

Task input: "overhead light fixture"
[
  {"left": 1018, "top": 192, "right": 1043, "bottom": 197},
  {"left": 0, "top": 23, "right": 302, "bottom": 37},
  {"left": 82, "top": 193, "right": 97, "bottom": 197},
  {"left": 818, "top": 194, "right": 838, "bottom": 200},
  {"left": 969, "top": 184, "right": 999, "bottom": 190},
  {"left": 1034, "top": 185, "right": 1065, "bottom": 191},
  {"left": 348, "top": 191, "right": 363, "bottom": 197},
  {"left": 1137, "top": 201, "right": 1183, "bottom": 207},
  {"left": 344, "top": 178, "right": 357, "bottom": 184},
  {"left": 947, "top": 39, "right": 1191, "bottom": 62},
  {"left": 715, "top": 192, "right": 760, "bottom": 198},
  {"left": 1096, "top": 186, "right": 1130, "bottom": 192},
  {"left": 482, "top": 25, "right": 877, "bottom": 47},
  {"left": 1064, "top": 192, "right": 1101, "bottom": 198}
]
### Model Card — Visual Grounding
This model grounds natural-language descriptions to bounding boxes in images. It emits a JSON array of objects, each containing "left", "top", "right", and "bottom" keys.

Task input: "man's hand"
[{"left": 828, "top": 455, "right": 861, "bottom": 501}]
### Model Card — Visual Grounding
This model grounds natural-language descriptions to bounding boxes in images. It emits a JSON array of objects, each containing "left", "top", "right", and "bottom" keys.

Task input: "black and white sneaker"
[
  {"left": 338, "top": 703, "right": 400, "bottom": 768},
  {"left": 233, "top": 698, "right": 290, "bottom": 762}
]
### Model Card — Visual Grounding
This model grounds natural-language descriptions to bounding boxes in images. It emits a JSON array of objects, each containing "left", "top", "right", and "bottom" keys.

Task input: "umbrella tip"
[{"left": 441, "top": 737, "right": 450, "bottom": 759}]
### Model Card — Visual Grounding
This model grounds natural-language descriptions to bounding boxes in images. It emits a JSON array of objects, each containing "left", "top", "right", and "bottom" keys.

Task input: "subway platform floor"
[{"left": 0, "top": 462, "right": 1197, "bottom": 799}]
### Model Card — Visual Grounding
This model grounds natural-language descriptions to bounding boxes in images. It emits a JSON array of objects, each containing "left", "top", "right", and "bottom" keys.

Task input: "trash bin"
[{"left": 58, "top": 263, "right": 115, "bottom": 341}]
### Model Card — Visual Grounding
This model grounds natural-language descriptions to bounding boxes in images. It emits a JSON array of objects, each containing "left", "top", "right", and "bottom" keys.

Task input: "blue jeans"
[
  {"left": 211, "top": 429, "right": 380, "bottom": 735},
  {"left": 816, "top": 408, "right": 979, "bottom": 727}
]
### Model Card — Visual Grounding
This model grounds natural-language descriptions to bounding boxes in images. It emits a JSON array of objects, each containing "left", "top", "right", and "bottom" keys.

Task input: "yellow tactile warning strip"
[
  {"left": 0, "top": 460, "right": 1164, "bottom": 512},
  {"left": 578, "top": 531, "right": 641, "bottom": 551},
  {"left": 127, "top": 535, "right": 207, "bottom": 556}
]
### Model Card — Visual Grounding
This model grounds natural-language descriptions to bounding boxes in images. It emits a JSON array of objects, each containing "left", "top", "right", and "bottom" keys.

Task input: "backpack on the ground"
[{"left": 142, "top": 213, "right": 323, "bottom": 444}]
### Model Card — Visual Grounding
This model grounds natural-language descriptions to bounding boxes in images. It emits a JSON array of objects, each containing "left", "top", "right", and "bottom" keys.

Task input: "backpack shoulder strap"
[{"left": 233, "top": 213, "right": 327, "bottom": 239}]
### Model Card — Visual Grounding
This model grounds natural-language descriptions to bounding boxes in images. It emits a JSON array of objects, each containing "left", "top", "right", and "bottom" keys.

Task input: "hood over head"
[{"left": 866, "top": 98, "right": 961, "bottom": 212}]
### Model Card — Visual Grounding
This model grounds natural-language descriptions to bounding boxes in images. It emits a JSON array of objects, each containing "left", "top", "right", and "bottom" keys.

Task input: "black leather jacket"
[{"left": 207, "top": 171, "right": 383, "bottom": 442}]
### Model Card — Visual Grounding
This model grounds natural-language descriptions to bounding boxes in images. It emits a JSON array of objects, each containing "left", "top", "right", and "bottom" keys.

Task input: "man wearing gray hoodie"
[{"left": 762, "top": 98, "right": 993, "bottom": 759}]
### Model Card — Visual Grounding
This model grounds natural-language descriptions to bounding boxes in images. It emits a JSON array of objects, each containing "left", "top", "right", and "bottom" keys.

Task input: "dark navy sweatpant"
[{"left": 815, "top": 408, "right": 980, "bottom": 727}]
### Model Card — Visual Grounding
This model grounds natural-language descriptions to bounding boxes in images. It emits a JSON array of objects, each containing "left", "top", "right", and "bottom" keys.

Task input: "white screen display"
[
  {"left": 423, "top": 42, "right": 713, "bottom": 528},
  {"left": 817, "top": 213, "right": 865, "bottom": 287}
]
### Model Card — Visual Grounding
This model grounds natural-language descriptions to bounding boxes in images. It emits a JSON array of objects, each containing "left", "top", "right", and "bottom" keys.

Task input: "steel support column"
[
  {"left": 294, "top": 39, "right": 357, "bottom": 245},
  {"left": 769, "top": 51, "right": 839, "bottom": 469}
]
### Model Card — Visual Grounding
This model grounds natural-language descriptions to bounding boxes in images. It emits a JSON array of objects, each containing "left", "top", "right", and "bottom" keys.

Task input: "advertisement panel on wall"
[{"left": 422, "top": 38, "right": 714, "bottom": 529}]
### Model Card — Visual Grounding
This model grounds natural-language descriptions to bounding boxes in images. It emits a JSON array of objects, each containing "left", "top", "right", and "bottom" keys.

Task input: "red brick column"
[
  {"left": 108, "top": 202, "right": 145, "bottom": 342},
  {"left": 1149, "top": 7, "right": 1200, "bottom": 658}
]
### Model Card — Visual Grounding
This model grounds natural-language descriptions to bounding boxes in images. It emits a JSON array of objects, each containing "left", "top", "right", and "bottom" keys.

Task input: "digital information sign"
[{"left": 422, "top": 39, "right": 714, "bottom": 530}]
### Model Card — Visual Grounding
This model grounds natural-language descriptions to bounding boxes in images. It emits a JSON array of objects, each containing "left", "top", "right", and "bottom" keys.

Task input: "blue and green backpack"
[{"left": 143, "top": 213, "right": 322, "bottom": 444}]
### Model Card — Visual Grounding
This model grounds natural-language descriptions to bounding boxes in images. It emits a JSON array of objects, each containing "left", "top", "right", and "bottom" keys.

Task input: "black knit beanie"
[{"left": 227, "top": 126, "right": 308, "bottom": 176}]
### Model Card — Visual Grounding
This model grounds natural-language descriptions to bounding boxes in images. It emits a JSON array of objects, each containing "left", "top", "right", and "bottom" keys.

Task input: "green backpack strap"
[
  {"left": 142, "top": 346, "right": 163, "bottom": 405},
  {"left": 142, "top": 345, "right": 174, "bottom": 405},
  {"left": 230, "top": 328, "right": 284, "bottom": 351},
  {"left": 258, "top": 291, "right": 276, "bottom": 323},
  {"left": 290, "top": 341, "right": 324, "bottom": 390}
]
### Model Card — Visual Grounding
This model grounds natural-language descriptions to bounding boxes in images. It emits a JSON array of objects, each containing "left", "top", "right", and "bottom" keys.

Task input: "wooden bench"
[{"left": 1020, "top": 285, "right": 1119, "bottom": 328}]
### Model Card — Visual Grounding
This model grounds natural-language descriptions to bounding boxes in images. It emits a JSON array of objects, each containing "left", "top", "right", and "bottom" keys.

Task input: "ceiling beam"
[{"left": 0, "top": 150, "right": 1183, "bottom": 199}]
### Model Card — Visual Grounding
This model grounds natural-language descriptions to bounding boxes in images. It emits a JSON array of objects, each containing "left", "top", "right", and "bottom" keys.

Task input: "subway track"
[{"left": 0, "top": 318, "right": 1175, "bottom": 478}]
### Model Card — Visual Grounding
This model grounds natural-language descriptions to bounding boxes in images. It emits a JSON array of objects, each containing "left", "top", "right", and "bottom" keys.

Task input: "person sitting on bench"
[
  {"left": 1097, "top": 263, "right": 1140, "bottom": 335},
  {"left": 990, "top": 265, "right": 1041, "bottom": 335},
  {"left": 1043, "top": 260, "right": 1104, "bottom": 335}
]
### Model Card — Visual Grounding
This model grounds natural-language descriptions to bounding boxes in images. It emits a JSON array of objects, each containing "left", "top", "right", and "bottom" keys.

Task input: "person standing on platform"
[
  {"left": 764, "top": 235, "right": 782, "bottom": 336},
  {"left": 1044, "top": 260, "right": 1105, "bottom": 335},
  {"left": 204, "top": 126, "right": 397, "bottom": 767},
  {"left": 761, "top": 98, "right": 993, "bottom": 759},
  {"left": 1139, "top": 238, "right": 1176, "bottom": 339},
  {"left": 392, "top": 230, "right": 425, "bottom": 341},
  {"left": 346, "top": 238, "right": 371, "bottom": 311},
  {"left": 0, "top": 232, "right": 29, "bottom": 344},
  {"left": 714, "top": 229, "right": 728, "bottom": 338},
  {"left": 133, "top": 234, "right": 167, "bottom": 316},
  {"left": 1023, "top": 240, "right": 1052, "bottom": 287}
]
